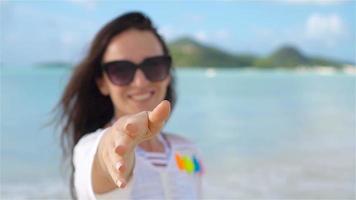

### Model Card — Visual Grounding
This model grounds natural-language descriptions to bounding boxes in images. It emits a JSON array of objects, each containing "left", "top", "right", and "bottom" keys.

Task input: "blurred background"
[{"left": 1, "top": 0, "right": 355, "bottom": 199}]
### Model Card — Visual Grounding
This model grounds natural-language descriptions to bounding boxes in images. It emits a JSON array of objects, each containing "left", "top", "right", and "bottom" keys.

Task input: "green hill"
[
  {"left": 36, "top": 61, "right": 72, "bottom": 68},
  {"left": 168, "top": 37, "right": 345, "bottom": 68},
  {"left": 38, "top": 37, "right": 347, "bottom": 69},
  {"left": 168, "top": 37, "right": 255, "bottom": 68},
  {"left": 254, "top": 46, "right": 308, "bottom": 68},
  {"left": 254, "top": 45, "right": 343, "bottom": 68}
]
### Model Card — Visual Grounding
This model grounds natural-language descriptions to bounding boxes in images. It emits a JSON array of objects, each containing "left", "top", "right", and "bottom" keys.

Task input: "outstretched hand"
[{"left": 95, "top": 100, "right": 171, "bottom": 190}]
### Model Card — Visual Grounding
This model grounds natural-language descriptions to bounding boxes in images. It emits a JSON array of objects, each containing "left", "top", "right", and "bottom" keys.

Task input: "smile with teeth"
[{"left": 129, "top": 91, "right": 154, "bottom": 101}]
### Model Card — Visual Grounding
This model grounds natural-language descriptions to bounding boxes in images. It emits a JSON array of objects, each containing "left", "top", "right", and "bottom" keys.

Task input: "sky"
[{"left": 1, "top": 0, "right": 355, "bottom": 66}]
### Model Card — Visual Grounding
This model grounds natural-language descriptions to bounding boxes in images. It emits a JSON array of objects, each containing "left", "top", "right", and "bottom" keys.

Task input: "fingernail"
[
  {"left": 115, "top": 162, "right": 122, "bottom": 171},
  {"left": 116, "top": 179, "right": 126, "bottom": 188},
  {"left": 115, "top": 145, "right": 126, "bottom": 156},
  {"left": 115, "top": 162, "right": 125, "bottom": 172}
]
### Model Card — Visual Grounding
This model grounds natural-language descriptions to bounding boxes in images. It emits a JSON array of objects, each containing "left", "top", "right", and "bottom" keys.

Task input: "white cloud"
[
  {"left": 215, "top": 29, "right": 231, "bottom": 40},
  {"left": 158, "top": 25, "right": 178, "bottom": 40},
  {"left": 159, "top": 23, "right": 231, "bottom": 44},
  {"left": 193, "top": 29, "right": 232, "bottom": 43},
  {"left": 194, "top": 30, "right": 209, "bottom": 42},
  {"left": 305, "top": 13, "right": 347, "bottom": 46}
]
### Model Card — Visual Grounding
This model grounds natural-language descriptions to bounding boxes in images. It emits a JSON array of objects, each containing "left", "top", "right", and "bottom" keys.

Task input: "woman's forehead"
[{"left": 103, "top": 29, "right": 164, "bottom": 63}]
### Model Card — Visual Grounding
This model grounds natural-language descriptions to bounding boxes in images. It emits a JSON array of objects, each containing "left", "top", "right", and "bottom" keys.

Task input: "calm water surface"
[{"left": 1, "top": 67, "right": 355, "bottom": 199}]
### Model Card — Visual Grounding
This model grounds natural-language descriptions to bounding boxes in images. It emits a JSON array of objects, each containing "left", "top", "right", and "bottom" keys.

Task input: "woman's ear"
[{"left": 96, "top": 75, "right": 110, "bottom": 96}]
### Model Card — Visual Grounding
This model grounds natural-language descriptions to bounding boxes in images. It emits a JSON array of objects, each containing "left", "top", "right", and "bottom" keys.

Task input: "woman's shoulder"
[{"left": 74, "top": 128, "right": 106, "bottom": 152}]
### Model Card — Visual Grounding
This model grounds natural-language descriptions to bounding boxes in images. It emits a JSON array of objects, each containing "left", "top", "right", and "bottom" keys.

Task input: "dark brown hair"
[{"left": 56, "top": 11, "right": 176, "bottom": 199}]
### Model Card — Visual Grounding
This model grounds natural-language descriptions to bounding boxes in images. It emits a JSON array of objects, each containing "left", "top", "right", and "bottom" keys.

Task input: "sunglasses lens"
[
  {"left": 142, "top": 56, "right": 171, "bottom": 82},
  {"left": 105, "top": 62, "right": 135, "bottom": 86}
]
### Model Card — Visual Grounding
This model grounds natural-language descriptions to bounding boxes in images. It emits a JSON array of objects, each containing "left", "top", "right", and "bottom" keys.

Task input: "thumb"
[{"left": 148, "top": 100, "right": 171, "bottom": 134}]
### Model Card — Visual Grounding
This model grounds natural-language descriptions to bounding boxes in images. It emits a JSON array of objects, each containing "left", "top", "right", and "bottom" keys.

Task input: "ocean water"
[{"left": 1, "top": 67, "right": 355, "bottom": 199}]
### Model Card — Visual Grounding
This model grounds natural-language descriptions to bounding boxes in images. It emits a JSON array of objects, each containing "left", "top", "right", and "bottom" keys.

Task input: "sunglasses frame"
[{"left": 101, "top": 55, "right": 172, "bottom": 86}]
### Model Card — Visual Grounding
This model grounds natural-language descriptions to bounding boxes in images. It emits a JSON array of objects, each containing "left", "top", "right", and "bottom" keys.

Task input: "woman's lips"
[{"left": 128, "top": 90, "right": 155, "bottom": 101}]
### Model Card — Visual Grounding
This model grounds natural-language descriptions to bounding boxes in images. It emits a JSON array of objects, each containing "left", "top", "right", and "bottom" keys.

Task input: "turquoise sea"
[{"left": 1, "top": 67, "right": 355, "bottom": 199}]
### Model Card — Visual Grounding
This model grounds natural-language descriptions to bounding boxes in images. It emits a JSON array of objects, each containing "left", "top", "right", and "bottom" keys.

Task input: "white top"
[
  {"left": 136, "top": 134, "right": 170, "bottom": 168},
  {"left": 73, "top": 128, "right": 203, "bottom": 200}
]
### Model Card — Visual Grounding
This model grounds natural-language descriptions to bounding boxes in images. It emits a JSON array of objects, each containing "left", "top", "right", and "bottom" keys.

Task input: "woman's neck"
[{"left": 138, "top": 135, "right": 165, "bottom": 153}]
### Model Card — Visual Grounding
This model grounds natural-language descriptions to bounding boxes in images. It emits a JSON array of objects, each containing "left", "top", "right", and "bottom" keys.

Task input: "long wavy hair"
[{"left": 55, "top": 11, "right": 176, "bottom": 199}]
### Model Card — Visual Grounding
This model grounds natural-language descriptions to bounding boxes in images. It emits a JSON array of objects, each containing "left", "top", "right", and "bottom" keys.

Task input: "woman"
[{"left": 57, "top": 12, "right": 203, "bottom": 199}]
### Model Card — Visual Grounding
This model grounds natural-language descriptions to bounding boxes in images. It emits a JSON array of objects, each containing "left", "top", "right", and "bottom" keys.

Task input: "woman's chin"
[{"left": 129, "top": 100, "right": 156, "bottom": 113}]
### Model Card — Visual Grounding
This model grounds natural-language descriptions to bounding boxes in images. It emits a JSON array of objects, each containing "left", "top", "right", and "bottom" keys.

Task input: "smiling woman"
[
  {"left": 97, "top": 29, "right": 172, "bottom": 115},
  {"left": 54, "top": 12, "right": 203, "bottom": 200}
]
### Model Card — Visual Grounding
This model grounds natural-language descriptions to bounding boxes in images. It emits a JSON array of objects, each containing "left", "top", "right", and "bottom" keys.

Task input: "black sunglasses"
[{"left": 101, "top": 55, "right": 172, "bottom": 86}]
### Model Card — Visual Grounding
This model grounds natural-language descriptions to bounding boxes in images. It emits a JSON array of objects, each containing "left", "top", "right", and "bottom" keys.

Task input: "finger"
[
  {"left": 105, "top": 152, "right": 126, "bottom": 188},
  {"left": 110, "top": 144, "right": 135, "bottom": 189},
  {"left": 108, "top": 148, "right": 127, "bottom": 188},
  {"left": 110, "top": 165, "right": 126, "bottom": 188},
  {"left": 149, "top": 100, "right": 171, "bottom": 123},
  {"left": 114, "top": 115, "right": 141, "bottom": 140},
  {"left": 148, "top": 100, "right": 171, "bottom": 133},
  {"left": 115, "top": 161, "right": 126, "bottom": 173},
  {"left": 111, "top": 147, "right": 126, "bottom": 173},
  {"left": 114, "top": 140, "right": 135, "bottom": 157},
  {"left": 115, "top": 145, "right": 127, "bottom": 156},
  {"left": 124, "top": 122, "right": 139, "bottom": 139},
  {"left": 113, "top": 125, "right": 137, "bottom": 155}
]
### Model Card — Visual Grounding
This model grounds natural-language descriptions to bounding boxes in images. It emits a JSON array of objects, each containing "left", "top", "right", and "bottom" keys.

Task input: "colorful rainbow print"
[{"left": 175, "top": 153, "right": 203, "bottom": 174}]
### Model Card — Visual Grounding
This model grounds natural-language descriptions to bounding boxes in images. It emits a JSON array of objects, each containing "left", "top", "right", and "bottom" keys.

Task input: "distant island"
[
  {"left": 169, "top": 37, "right": 351, "bottom": 68},
  {"left": 37, "top": 37, "right": 354, "bottom": 70},
  {"left": 36, "top": 61, "right": 72, "bottom": 69}
]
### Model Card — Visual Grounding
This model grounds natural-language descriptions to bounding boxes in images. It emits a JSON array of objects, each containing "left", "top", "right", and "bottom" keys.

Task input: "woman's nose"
[{"left": 131, "top": 69, "right": 150, "bottom": 87}]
